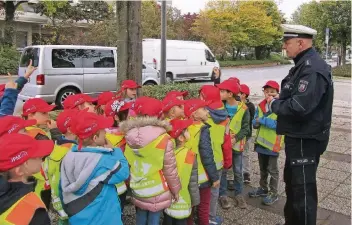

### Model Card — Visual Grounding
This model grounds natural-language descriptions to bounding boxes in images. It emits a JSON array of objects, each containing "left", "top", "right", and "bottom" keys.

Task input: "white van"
[
  {"left": 18, "top": 45, "right": 160, "bottom": 108},
  {"left": 142, "top": 39, "right": 220, "bottom": 82}
]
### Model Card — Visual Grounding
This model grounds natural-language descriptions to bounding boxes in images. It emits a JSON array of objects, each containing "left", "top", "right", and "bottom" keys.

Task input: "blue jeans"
[
  {"left": 136, "top": 208, "right": 162, "bottom": 225},
  {"left": 219, "top": 152, "right": 244, "bottom": 197}
]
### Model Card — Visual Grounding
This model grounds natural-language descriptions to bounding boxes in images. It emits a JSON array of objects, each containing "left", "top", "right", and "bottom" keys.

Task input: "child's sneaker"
[
  {"left": 209, "top": 216, "right": 224, "bottom": 225},
  {"left": 235, "top": 195, "right": 248, "bottom": 209},
  {"left": 248, "top": 187, "right": 268, "bottom": 198},
  {"left": 262, "top": 192, "right": 279, "bottom": 205},
  {"left": 243, "top": 173, "right": 251, "bottom": 184}
]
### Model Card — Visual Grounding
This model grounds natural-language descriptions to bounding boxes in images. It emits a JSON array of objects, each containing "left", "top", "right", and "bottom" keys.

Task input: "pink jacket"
[{"left": 119, "top": 117, "right": 181, "bottom": 212}]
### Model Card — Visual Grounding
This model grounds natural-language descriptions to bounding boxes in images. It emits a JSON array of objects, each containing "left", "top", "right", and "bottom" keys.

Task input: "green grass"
[
  {"left": 332, "top": 64, "right": 351, "bottom": 78},
  {"left": 219, "top": 58, "right": 291, "bottom": 67}
]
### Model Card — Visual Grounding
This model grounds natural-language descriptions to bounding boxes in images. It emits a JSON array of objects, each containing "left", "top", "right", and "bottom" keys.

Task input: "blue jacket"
[
  {"left": 60, "top": 145, "right": 129, "bottom": 225},
  {"left": 0, "top": 77, "right": 28, "bottom": 117},
  {"left": 199, "top": 123, "right": 219, "bottom": 188}
]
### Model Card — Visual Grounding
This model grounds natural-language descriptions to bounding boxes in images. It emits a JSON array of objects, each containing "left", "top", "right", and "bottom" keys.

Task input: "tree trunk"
[
  {"left": 255, "top": 46, "right": 266, "bottom": 60},
  {"left": 116, "top": 1, "right": 142, "bottom": 90},
  {"left": 4, "top": 2, "right": 16, "bottom": 46},
  {"left": 341, "top": 42, "right": 347, "bottom": 66},
  {"left": 232, "top": 47, "right": 236, "bottom": 60},
  {"left": 236, "top": 48, "right": 241, "bottom": 60}
]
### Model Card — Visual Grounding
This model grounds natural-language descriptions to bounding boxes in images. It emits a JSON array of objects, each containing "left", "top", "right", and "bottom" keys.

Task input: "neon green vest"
[
  {"left": 207, "top": 116, "right": 228, "bottom": 170},
  {"left": 165, "top": 146, "right": 195, "bottom": 219},
  {"left": 44, "top": 142, "right": 73, "bottom": 219},
  {"left": 255, "top": 107, "right": 284, "bottom": 152},
  {"left": 125, "top": 134, "right": 170, "bottom": 198},
  {"left": 229, "top": 102, "right": 247, "bottom": 152},
  {"left": 106, "top": 131, "right": 128, "bottom": 195},
  {"left": 186, "top": 121, "right": 209, "bottom": 184}
]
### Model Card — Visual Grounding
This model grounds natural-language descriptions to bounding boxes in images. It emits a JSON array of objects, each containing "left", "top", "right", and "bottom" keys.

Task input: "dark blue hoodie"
[{"left": 206, "top": 107, "right": 228, "bottom": 124}]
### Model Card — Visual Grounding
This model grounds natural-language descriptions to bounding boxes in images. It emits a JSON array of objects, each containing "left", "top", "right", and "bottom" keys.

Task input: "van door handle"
[
  {"left": 109, "top": 69, "right": 115, "bottom": 72},
  {"left": 201, "top": 62, "right": 202, "bottom": 65}
]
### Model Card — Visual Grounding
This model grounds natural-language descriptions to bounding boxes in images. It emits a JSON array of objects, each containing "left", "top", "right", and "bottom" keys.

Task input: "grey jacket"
[{"left": 189, "top": 159, "right": 200, "bottom": 207}]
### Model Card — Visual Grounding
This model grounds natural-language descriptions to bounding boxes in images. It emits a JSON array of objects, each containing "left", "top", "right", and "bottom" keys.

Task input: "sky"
[{"left": 171, "top": 0, "right": 311, "bottom": 21}]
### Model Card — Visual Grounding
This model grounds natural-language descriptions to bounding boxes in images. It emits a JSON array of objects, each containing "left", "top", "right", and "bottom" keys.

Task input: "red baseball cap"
[
  {"left": 0, "top": 84, "right": 5, "bottom": 99},
  {"left": 227, "top": 77, "right": 240, "bottom": 84},
  {"left": 199, "top": 85, "right": 223, "bottom": 109},
  {"left": 263, "top": 80, "right": 280, "bottom": 91},
  {"left": 56, "top": 109, "right": 80, "bottom": 134},
  {"left": 0, "top": 116, "right": 36, "bottom": 137},
  {"left": 105, "top": 99, "right": 133, "bottom": 117},
  {"left": 96, "top": 92, "right": 115, "bottom": 107},
  {"left": 216, "top": 80, "right": 240, "bottom": 95},
  {"left": 63, "top": 94, "right": 96, "bottom": 110},
  {"left": 184, "top": 99, "right": 209, "bottom": 118},
  {"left": 168, "top": 119, "right": 193, "bottom": 139},
  {"left": 121, "top": 80, "right": 141, "bottom": 90},
  {"left": 133, "top": 97, "right": 162, "bottom": 117},
  {"left": 165, "top": 90, "right": 188, "bottom": 99},
  {"left": 162, "top": 96, "right": 185, "bottom": 113},
  {"left": 240, "top": 84, "right": 250, "bottom": 96},
  {"left": 22, "top": 98, "right": 55, "bottom": 116},
  {"left": 70, "top": 110, "right": 114, "bottom": 140},
  {"left": 0, "top": 133, "right": 54, "bottom": 172}
]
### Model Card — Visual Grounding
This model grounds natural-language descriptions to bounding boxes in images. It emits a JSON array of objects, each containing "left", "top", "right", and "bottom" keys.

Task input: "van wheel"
[
  {"left": 144, "top": 81, "right": 156, "bottom": 86},
  {"left": 166, "top": 72, "right": 173, "bottom": 83},
  {"left": 56, "top": 88, "right": 78, "bottom": 109}
]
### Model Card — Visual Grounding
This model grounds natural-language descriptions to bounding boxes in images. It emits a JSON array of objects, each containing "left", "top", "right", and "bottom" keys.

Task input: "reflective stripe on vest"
[
  {"left": 46, "top": 143, "right": 73, "bottom": 219},
  {"left": 25, "top": 126, "right": 49, "bottom": 138},
  {"left": 0, "top": 192, "right": 46, "bottom": 225},
  {"left": 186, "top": 122, "right": 209, "bottom": 184},
  {"left": 106, "top": 132, "right": 126, "bottom": 148},
  {"left": 115, "top": 182, "right": 128, "bottom": 195},
  {"left": 229, "top": 102, "right": 247, "bottom": 152},
  {"left": 207, "top": 117, "right": 228, "bottom": 170},
  {"left": 125, "top": 134, "right": 170, "bottom": 198},
  {"left": 165, "top": 147, "right": 195, "bottom": 219},
  {"left": 255, "top": 107, "right": 284, "bottom": 152}
]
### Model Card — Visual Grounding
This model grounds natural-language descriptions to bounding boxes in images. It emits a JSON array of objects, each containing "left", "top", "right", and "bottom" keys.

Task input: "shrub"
[
  {"left": 0, "top": 46, "right": 20, "bottom": 75},
  {"left": 142, "top": 82, "right": 202, "bottom": 100},
  {"left": 332, "top": 64, "right": 351, "bottom": 77}
]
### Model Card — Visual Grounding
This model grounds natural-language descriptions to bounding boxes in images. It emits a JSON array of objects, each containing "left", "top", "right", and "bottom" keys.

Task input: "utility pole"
[{"left": 160, "top": 0, "right": 167, "bottom": 85}]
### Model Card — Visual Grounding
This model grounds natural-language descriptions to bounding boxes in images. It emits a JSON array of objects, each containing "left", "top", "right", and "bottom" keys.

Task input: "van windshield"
[{"left": 20, "top": 48, "right": 40, "bottom": 67}]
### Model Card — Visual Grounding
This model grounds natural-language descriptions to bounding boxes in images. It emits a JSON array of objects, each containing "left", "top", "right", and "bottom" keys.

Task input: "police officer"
[{"left": 267, "top": 24, "right": 334, "bottom": 225}]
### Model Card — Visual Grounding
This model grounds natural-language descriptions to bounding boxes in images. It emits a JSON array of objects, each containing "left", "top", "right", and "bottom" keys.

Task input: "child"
[
  {"left": 163, "top": 119, "right": 199, "bottom": 225},
  {"left": 0, "top": 133, "right": 54, "bottom": 225},
  {"left": 95, "top": 91, "right": 115, "bottom": 115},
  {"left": 183, "top": 99, "right": 219, "bottom": 225},
  {"left": 118, "top": 80, "right": 141, "bottom": 102},
  {"left": 119, "top": 96, "right": 181, "bottom": 225},
  {"left": 217, "top": 79, "right": 250, "bottom": 210},
  {"left": 60, "top": 110, "right": 129, "bottom": 225},
  {"left": 199, "top": 85, "right": 228, "bottom": 224},
  {"left": 22, "top": 98, "right": 60, "bottom": 208},
  {"left": 0, "top": 115, "right": 37, "bottom": 137},
  {"left": 104, "top": 98, "right": 133, "bottom": 215},
  {"left": 45, "top": 109, "right": 78, "bottom": 225},
  {"left": 165, "top": 90, "right": 188, "bottom": 100},
  {"left": 239, "top": 84, "right": 255, "bottom": 183},
  {"left": 248, "top": 80, "right": 283, "bottom": 206},
  {"left": 0, "top": 59, "right": 36, "bottom": 117},
  {"left": 62, "top": 93, "right": 96, "bottom": 112},
  {"left": 162, "top": 96, "right": 185, "bottom": 121}
]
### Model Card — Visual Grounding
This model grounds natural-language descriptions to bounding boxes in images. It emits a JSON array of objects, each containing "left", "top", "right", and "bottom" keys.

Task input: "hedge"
[
  {"left": 219, "top": 58, "right": 291, "bottom": 67},
  {"left": 0, "top": 46, "right": 20, "bottom": 75},
  {"left": 332, "top": 64, "right": 351, "bottom": 77},
  {"left": 142, "top": 82, "right": 201, "bottom": 100}
]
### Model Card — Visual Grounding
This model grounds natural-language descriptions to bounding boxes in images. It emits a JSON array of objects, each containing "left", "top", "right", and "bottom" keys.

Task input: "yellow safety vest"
[
  {"left": 44, "top": 142, "right": 73, "bottom": 219},
  {"left": 124, "top": 134, "right": 170, "bottom": 198},
  {"left": 165, "top": 146, "right": 195, "bottom": 219},
  {"left": 105, "top": 131, "right": 128, "bottom": 195},
  {"left": 186, "top": 121, "right": 209, "bottom": 184},
  {"left": 0, "top": 192, "right": 46, "bottom": 225},
  {"left": 25, "top": 126, "right": 51, "bottom": 197},
  {"left": 207, "top": 117, "right": 228, "bottom": 170},
  {"left": 255, "top": 107, "right": 284, "bottom": 152},
  {"left": 228, "top": 102, "right": 247, "bottom": 152}
]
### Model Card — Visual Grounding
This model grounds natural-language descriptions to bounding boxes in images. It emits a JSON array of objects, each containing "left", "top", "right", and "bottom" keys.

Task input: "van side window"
[
  {"left": 52, "top": 49, "right": 84, "bottom": 68},
  {"left": 205, "top": 50, "right": 215, "bottom": 62},
  {"left": 20, "top": 48, "right": 40, "bottom": 67},
  {"left": 83, "top": 50, "right": 115, "bottom": 68}
]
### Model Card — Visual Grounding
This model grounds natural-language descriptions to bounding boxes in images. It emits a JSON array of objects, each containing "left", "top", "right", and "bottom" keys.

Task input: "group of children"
[{"left": 0, "top": 60, "right": 284, "bottom": 225}]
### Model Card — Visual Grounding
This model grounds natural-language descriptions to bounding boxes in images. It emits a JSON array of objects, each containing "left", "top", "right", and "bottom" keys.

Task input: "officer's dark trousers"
[{"left": 283, "top": 136, "right": 328, "bottom": 225}]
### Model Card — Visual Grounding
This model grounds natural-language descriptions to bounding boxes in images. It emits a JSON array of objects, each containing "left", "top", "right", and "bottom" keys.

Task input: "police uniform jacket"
[{"left": 270, "top": 48, "right": 334, "bottom": 140}]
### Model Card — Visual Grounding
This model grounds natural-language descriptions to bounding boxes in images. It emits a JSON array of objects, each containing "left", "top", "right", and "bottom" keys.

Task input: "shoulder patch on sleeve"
[
  {"left": 298, "top": 80, "right": 309, "bottom": 93},
  {"left": 305, "top": 60, "right": 311, "bottom": 66}
]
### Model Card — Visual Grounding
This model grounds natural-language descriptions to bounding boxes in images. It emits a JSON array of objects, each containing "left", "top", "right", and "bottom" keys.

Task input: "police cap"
[{"left": 281, "top": 24, "right": 317, "bottom": 40}]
